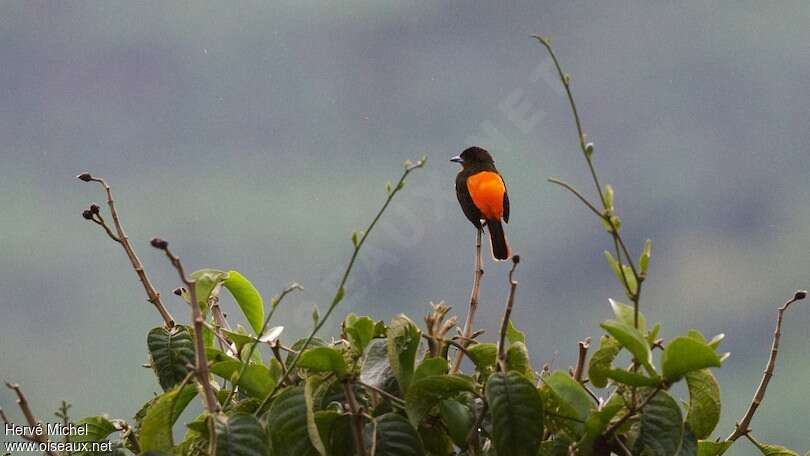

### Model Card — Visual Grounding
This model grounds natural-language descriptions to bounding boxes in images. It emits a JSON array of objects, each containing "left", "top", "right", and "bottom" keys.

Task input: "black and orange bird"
[{"left": 451, "top": 147, "right": 512, "bottom": 261}]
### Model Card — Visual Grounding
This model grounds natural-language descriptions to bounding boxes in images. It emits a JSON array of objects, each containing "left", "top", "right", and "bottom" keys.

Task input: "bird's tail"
[{"left": 486, "top": 219, "right": 511, "bottom": 261}]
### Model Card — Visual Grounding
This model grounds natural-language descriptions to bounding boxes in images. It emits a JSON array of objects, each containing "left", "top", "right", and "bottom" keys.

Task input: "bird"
[{"left": 451, "top": 147, "right": 512, "bottom": 261}]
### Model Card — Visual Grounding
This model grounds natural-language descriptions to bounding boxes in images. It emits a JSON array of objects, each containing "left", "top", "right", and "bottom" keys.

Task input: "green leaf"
[
  {"left": 604, "top": 251, "right": 623, "bottom": 283},
  {"left": 685, "top": 369, "right": 721, "bottom": 440},
  {"left": 223, "top": 271, "right": 265, "bottom": 335},
  {"left": 542, "top": 370, "right": 594, "bottom": 425},
  {"left": 697, "top": 440, "right": 732, "bottom": 456},
  {"left": 606, "top": 368, "right": 661, "bottom": 387},
  {"left": 370, "top": 413, "right": 425, "bottom": 456},
  {"left": 266, "top": 386, "right": 320, "bottom": 456},
  {"left": 640, "top": 239, "right": 652, "bottom": 275},
  {"left": 210, "top": 360, "right": 275, "bottom": 399},
  {"left": 506, "top": 341, "right": 534, "bottom": 380},
  {"left": 191, "top": 268, "right": 229, "bottom": 311},
  {"left": 466, "top": 343, "right": 497, "bottom": 372},
  {"left": 678, "top": 425, "right": 698, "bottom": 456},
  {"left": 313, "top": 411, "right": 353, "bottom": 456},
  {"left": 633, "top": 389, "right": 683, "bottom": 456},
  {"left": 588, "top": 335, "right": 621, "bottom": 388},
  {"left": 604, "top": 184, "right": 615, "bottom": 211},
  {"left": 68, "top": 416, "right": 117, "bottom": 447},
  {"left": 413, "top": 357, "right": 449, "bottom": 383},
  {"left": 139, "top": 385, "right": 197, "bottom": 452},
  {"left": 344, "top": 313, "right": 377, "bottom": 354},
  {"left": 486, "top": 372, "right": 544, "bottom": 456},
  {"left": 438, "top": 399, "right": 474, "bottom": 448},
  {"left": 287, "top": 337, "right": 327, "bottom": 365},
  {"left": 305, "top": 375, "right": 330, "bottom": 456},
  {"left": 214, "top": 413, "right": 268, "bottom": 456},
  {"left": 297, "top": 346, "right": 349, "bottom": 377},
  {"left": 361, "top": 339, "right": 396, "bottom": 391},
  {"left": 581, "top": 394, "right": 625, "bottom": 449},
  {"left": 750, "top": 437, "right": 800, "bottom": 456},
  {"left": 405, "top": 375, "right": 476, "bottom": 426},
  {"left": 609, "top": 299, "right": 645, "bottom": 331},
  {"left": 418, "top": 422, "right": 453, "bottom": 456},
  {"left": 661, "top": 337, "right": 722, "bottom": 382},
  {"left": 506, "top": 320, "right": 526, "bottom": 344},
  {"left": 387, "top": 314, "right": 422, "bottom": 392},
  {"left": 600, "top": 319, "right": 654, "bottom": 374},
  {"left": 147, "top": 326, "right": 195, "bottom": 391}
]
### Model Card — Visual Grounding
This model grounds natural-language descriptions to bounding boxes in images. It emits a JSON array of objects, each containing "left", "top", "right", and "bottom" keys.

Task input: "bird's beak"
[{"left": 450, "top": 155, "right": 463, "bottom": 163}]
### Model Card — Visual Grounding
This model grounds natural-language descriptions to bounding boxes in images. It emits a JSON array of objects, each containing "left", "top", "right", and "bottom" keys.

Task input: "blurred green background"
[{"left": 1, "top": 2, "right": 809, "bottom": 453}]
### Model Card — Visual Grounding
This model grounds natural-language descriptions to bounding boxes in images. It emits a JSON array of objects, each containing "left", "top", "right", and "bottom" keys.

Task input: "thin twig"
[
  {"left": 547, "top": 178, "right": 604, "bottom": 218},
  {"left": 256, "top": 158, "right": 426, "bottom": 413},
  {"left": 451, "top": 227, "right": 484, "bottom": 374},
  {"left": 222, "top": 283, "right": 303, "bottom": 409},
  {"left": 572, "top": 337, "right": 592, "bottom": 383},
  {"left": 727, "top": 290, "right": 806, "bottom": 441},
  {"left": 343, "top": 381, "right": 367, "bottom": 456},
  {"left": 604, "top": 386, "right": 662, "bottom": 437},
  {"left": 357, "top": 381, "right": 406, "bottom": 407},
  {"left": 533, "top": 38, "right": 644, "bottom": 329},
  {"left": 78, "top": 173, "right": 175, "bottom": 327},
  {"left": 150, "top": 238, "right": 220, "bottom": 414},
  {"left": 496, "top": 256, "right": 520, "bottom": 372},
  {"left": 4, "top": 382, "right": 61, "bottom": 456}
]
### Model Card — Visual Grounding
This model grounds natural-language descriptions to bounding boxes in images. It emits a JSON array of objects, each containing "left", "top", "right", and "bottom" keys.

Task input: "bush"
[{"left": 3, "top": 37, "right": 806, "bottom": 456}]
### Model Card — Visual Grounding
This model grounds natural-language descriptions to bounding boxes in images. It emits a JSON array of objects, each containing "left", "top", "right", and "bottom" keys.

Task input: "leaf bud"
[{"left": 150, "top": 237, "right": 168, "bottom": 249}]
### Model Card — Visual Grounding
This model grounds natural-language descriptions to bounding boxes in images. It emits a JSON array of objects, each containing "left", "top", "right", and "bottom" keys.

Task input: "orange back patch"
[{"left": 466, "top": 171, "right": 506, "bottom": 220}]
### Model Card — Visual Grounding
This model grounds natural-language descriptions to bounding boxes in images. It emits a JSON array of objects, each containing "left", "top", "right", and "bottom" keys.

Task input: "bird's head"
[{"left": 450, "top": 147, "right": 495, "bottom": 168}]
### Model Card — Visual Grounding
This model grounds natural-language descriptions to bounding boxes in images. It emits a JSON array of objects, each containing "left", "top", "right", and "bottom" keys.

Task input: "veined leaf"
[
  {"left": 633, "top": 389, "right": 683, "bottom": 456},
  {"left": 370, "top": 413, "right": 425, "bottom": 456},
  {"left": 266, "top": 386, "right": 319, "bottom": 456},
  {"left": 486, "top": 372, "right": 544, "bottom": 456},
  {"left": 147, "top": 326, "right": 195, "bottom": 391},
  {"left": 213, "top": 413, "right": 268, "bottom": 456}
]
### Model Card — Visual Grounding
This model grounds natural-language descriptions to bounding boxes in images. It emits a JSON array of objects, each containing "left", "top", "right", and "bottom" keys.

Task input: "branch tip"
[
  {"left": 150, "top": 237, "right": 168, "bottom": 250},
  {"left": 76, "top": 172, "right": 93, "bottom": 182},
  {"left": 794, "top": 290, "right": 807, "bottom": 301}
]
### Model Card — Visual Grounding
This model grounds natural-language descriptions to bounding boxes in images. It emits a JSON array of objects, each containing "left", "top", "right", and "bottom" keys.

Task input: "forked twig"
[{"left": 78, "top": 173, "right": 175, "bottom": 327}]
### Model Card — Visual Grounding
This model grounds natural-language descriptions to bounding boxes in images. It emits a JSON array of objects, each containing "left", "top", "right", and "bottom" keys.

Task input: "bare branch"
[
  {"left": 4, "top": 382, "right": 61, "bottom": 456},
  {"left": 572, "top": 337, "right": 592, "bottom": 383},
  {"left": 497, "top": 255, "right": 521, "bottom": 372},
  {"left": 78, "top": 173, "right": 175, "bottom": 327},
  {"left": 343, "top": 381, "right": 367, "bottom": 456},
  {"left": 451, "top": 227, "right": 484, "bottom": 374},
  {"left": 727, "top": 290, "right": 806, "bottom": 441},
  {"left": 150, "top": 238, "right": 220, "bottom": 414},
  {"left": 257, "top": 158, "right": 426, "bottom": 413}
]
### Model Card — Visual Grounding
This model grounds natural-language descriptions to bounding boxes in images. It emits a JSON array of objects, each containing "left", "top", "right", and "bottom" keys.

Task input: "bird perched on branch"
[{"left": 451, "top": 147, "right": 512, "bottom": 261}]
